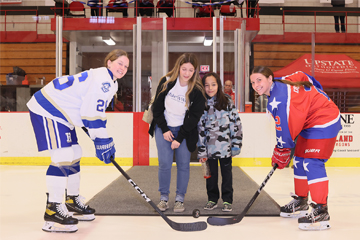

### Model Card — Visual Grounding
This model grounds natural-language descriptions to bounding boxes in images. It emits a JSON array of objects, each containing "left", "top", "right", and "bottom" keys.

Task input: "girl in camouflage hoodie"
[{"left": 197, "top": 72, "right": 243, "bottom": 212}]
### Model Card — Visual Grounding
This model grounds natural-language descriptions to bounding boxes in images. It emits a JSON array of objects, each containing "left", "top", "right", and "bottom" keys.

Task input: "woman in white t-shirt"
[{"left": 149, "top": 53, "right": 206, "bottom": 213}]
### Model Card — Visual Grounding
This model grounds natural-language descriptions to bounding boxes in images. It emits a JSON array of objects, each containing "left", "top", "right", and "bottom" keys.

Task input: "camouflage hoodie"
[{"left": 197, "top": 96, "right": 243, "bottom": 159}]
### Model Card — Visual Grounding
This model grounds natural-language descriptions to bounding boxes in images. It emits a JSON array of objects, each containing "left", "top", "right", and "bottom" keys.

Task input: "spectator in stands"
[
  {"left": 112, "top": 0, "right": 128, "bottom": 18},
  {"left": 195, "top": 5, "right": 214, "bottom": 18},
  {"left": 113, "top": 92, "right": 125, "bottom": 111},
  {"left": 246, "top": 0, "right": 258, "bottom": 18},
  {"left": 88, "top": 0, "right": 103, "bottom": 17},
  {"left": 331, "top": 0, "right": 346, "bottom": 33},
  {"left": 158, "top": 0, "right": 175, "bottom": 18},
  {"left": 53, "top": 0, "right": 70, "bottom": 16},
  {"left": 138, "top": 0, "right": 154, "bottom": 17},
  {"left": 254, "top": 94, "right": 268, "bottom": 112},
  {"left": 224, "top": 80, "right": 235, "bottom": 103}
]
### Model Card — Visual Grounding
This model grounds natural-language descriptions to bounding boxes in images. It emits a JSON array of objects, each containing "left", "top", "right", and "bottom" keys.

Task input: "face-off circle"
[{"left": 192, "top": 209, "right": 200, "bottom": 218}]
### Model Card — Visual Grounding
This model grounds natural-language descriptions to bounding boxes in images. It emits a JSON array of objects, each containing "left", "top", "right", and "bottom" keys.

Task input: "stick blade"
[
  {"left": 170, "top": 221, "right": 207, "bottom": 231},
  {"left": 207, "top": 215, "right": 243, "bottom": 226}
]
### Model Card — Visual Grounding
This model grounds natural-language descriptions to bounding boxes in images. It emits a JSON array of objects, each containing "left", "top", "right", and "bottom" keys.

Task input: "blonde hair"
[
  {"left": 104, "top": 49, "right": 128, "bottom": 67},
  {"left": 251, "top": 66, "right": 313, "bottom": 88},
  {"left": 158, "top": 53, "right": 205, "bottom": 108}
]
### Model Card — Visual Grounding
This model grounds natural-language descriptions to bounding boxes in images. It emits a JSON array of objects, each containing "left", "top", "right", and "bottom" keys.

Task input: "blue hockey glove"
[
  {"left": 94, "top": 138, "right": 116, "bottom": 164},
  {"left": 231, "top": 147, "right": 241, "bottom": 156}
]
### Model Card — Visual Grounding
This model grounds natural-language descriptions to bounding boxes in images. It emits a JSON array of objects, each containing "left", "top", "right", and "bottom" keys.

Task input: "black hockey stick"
[
  {"left": 110, "top": 157, "right": 208, "bottom": 232},
  {"left": 207, "top": 164, "right": 278, "bottom": 226}
]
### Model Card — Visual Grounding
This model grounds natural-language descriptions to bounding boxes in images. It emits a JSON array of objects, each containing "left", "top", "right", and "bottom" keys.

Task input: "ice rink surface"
[{"left": 1, "top": 165, "right": 359, "bottom": 240}]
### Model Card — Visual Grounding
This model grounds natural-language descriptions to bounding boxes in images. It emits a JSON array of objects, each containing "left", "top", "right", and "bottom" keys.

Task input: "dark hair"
[
  {"left": 251, "top": 66, "right": 313, "bottom": 88},
  {"left": 202, "top": 72, "right": 229, "bottom": 111}
]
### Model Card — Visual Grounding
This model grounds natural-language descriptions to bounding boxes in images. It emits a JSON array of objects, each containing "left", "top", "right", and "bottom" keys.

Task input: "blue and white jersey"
[{"left": 27, "top": 67, "right": 117, "bottom": 140}]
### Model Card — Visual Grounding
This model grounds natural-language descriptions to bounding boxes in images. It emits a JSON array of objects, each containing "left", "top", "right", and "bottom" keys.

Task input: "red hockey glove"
[{"left": 271, "top": 147, "right": 291, "bottom": 169}]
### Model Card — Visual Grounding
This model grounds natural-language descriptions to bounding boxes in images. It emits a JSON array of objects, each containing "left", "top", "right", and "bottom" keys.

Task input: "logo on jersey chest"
[
  {"left": 293, "top": 86, "right": 300, "bottom": 93},
  {"left": 305, "top": 149, "right": 320, "bottom": 154},
  {"left": 101, "top": 82, "right": 111, "bottom": 93}
]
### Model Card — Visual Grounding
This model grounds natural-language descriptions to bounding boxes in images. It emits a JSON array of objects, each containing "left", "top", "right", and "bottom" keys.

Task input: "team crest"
[{"left": 101, "top": 82, "right": 111, "bottom": 93}]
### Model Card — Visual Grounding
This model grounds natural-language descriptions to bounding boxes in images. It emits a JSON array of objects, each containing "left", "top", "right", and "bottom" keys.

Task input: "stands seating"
[
  {"left": 156, "top": 0, "right": 176, "bottom": 17},
  {"left": 137, "top": 0, "right": 155, "bottom": 17},
  {"left": 106, "top": 0, "right": 128, "bottom": 17},
  {"left": 68, "top": 1, "right": 86, "bottom": 18},
  {"left": 194, "top": 5, "right": 214, "bottom": 18},
  {"left": 220, "top": 5, "right": 237, "bottom": 17}
]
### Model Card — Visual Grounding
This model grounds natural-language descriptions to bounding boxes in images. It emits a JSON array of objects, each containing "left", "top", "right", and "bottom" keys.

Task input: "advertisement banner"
[{"left": 332, "top": 113, "right": 360, "bottom": 157}]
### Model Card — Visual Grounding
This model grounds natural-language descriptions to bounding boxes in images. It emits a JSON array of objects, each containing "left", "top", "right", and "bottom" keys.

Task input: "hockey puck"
[{"left": 192, "top": 209, "right": 200, "bottom": 218}]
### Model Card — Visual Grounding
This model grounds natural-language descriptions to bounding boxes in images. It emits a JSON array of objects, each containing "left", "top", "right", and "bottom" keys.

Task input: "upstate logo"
[{"left": 305, "top": 149, "right": 320, "bottom": 154}]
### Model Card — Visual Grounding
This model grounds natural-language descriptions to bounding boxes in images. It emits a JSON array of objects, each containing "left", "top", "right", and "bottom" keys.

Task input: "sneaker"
[
  {"left": 157, "top": 200, "right": 169, "bottom": 212},
  {"left": 65, "top": 194, "right": 95, "bottom": 221},
  {"left": 280, "top": 193, "right": 309, "bottom": 218},
  {"left": 204, "top": 201, "right": 218, "bottom": 210},
  {"left": 222, "top": 202, "right": 232, "bottom": 212},
  {"left": 173, "top": 201, "right": 185, "bottom": 213},
  {"left": 298, "top": 201, "right": 331, "bottom": 231}
]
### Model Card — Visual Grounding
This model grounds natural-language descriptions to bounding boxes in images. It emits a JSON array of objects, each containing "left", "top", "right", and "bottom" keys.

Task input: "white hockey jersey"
[{"left": 27, "top": 67, "right": 117, "bottom": 140}]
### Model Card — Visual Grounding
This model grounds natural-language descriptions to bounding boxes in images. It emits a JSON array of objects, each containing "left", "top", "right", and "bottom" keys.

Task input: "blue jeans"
[{"left": 154, "top": 125, "right": 191, "bottom": 203}]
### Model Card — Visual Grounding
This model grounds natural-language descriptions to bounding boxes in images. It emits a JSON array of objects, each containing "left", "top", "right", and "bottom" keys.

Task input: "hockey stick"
[
  {"left": 110, "top": 157, "right": 208, "bottom": 232},
  {"left": 207, "top": 164, "right": 278, "bottom": 226}
]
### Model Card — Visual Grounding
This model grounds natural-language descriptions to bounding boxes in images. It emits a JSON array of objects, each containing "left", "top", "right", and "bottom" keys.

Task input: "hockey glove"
[
  {"left": 271, "top": 146, "right": 291, "bottom": 169},
  {"left": 231, "top": 147, "right": 241, "bottom": 157},
  {"left": 94, "top": 137, "right": 116, "bottom": 164}
]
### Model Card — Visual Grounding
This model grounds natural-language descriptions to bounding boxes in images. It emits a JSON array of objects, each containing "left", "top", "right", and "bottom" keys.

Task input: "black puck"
[{"left": 192, "top": 209, "right": 200, "bottom": 218}]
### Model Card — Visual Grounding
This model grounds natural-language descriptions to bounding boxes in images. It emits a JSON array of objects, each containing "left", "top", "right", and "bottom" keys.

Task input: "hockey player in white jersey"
[{"left": 27, "top": 49, "right": 129, "bottom": 233}]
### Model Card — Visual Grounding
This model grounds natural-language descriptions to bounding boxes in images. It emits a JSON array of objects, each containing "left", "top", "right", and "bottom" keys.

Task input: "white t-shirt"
[{"left": 164, "top": 78, "right": 188, "bottom": 127}]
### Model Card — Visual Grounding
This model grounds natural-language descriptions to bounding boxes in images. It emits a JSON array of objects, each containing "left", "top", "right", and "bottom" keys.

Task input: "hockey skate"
[
  {"left": 65, "top": 194, "right": 95, "bottom": 221},
  {"left": 280, "top": 193, "right": 309, "bottom": 218},
  {"left": 42, "top": 201, "right": 78, "bottom": 233},
  {"left": 298, "top": 201, "right": 331, "bottom": 231}
]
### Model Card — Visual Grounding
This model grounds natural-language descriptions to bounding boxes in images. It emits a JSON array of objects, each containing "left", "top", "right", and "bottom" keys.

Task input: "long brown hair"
[
  {"left": 202, "top": 72, "right": 229, "bottom": 111},
  {"left": 104, "top": 49, "right": 128, "bottom": 67},
  {"left": 158, "top": 53, "right": 205, "bottom": 108},
  {"left": 251, "top": 66, "right": 313, "bottom": 88}
]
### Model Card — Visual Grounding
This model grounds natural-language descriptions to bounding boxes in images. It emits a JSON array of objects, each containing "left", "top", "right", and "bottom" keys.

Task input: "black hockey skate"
[
  {"left": 42, "top": 200, "right": 78, "bottom": 233},
  {"left": 280, "top": 193, "right": 309, "bottom": 218},
  {"left": 298, "top": 201, "right": 330, "bottom": 231},
  {"left": 65, "top": 193, "right": 96, "bottom": 221}
]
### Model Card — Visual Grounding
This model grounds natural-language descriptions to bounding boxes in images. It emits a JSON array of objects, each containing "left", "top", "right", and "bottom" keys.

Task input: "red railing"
[
  {"left": 0, "top": 9, "right": 38, "bottom": 34},
  {"left": 281, "top": 9, "right": 360, "bottom": 33}
]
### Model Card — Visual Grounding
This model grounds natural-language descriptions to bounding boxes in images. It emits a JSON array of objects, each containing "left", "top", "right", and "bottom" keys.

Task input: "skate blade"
[
  {"left": 42, "top": 221, "right": 78, "bottom": 233},
  {"left": 298, "top": 221, "right": 331, "bottom": 231},
  {"left": 70, "top": 212, "right": 95, "bottom": 221},
  {"left": 280, "top": 210, "right": 309, "bottom": 218}
]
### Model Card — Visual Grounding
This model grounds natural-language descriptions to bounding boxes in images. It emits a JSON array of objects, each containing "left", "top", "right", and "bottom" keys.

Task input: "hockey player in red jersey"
[{"left": 250, "top": 66, "right": 342, "bottom": 231}]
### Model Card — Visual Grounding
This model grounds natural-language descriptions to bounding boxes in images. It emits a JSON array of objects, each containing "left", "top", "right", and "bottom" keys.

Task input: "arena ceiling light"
[
  {"left": 203, "top": 37, "right": 213, "bottom": 46},
  {"left": 102, "top": 37, "right": 115, "bottom": 46}
]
